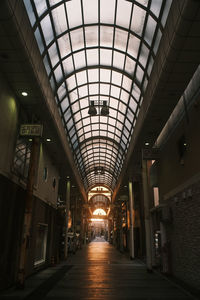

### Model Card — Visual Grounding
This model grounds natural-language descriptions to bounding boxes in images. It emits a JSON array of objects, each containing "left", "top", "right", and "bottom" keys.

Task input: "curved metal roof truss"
[{"left": 24, "top": 0, "right": 172, "bottom": 191}]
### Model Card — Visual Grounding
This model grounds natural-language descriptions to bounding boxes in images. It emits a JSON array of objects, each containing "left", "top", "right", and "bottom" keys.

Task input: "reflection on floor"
[{"left": 0, "top": 241, "right": 195, "bottom": 299}]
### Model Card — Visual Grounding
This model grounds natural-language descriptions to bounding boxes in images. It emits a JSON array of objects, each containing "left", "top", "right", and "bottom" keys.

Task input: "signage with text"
[{"left": 20, "top": 124, "right": 43, "bottom": 137}]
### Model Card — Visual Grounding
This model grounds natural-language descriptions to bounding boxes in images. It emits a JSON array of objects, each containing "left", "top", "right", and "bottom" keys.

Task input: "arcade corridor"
[
  {"left": 1, "top": 0, "right": 200, "bottom": 297},
  {"left": 0, "top": 239, "right": 196, "bottom": 299}
]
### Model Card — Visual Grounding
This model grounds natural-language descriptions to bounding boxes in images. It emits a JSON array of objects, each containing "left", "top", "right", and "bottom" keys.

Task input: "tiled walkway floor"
[{"left": 0, "top": 238, "right": 196, "bottom": 300}]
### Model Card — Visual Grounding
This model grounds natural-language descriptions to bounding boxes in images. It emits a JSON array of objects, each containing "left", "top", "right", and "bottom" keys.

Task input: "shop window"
[{"left": 34, "top": 223, "right": 48, "bottom": 266}]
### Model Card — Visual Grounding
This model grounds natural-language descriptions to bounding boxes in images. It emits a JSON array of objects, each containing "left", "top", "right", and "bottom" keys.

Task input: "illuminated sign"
[{"left": 20, "top": 124, "right": 43, "bottom": 137}]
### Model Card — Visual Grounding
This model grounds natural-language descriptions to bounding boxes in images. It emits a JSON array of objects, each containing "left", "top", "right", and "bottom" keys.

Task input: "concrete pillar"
[
  {"left": 129, "top": 180, "right": 135, "bottom": 259},
  {"left": 142, "top": 160, "right": 153, "bottom": 271},
  {"left": 64, "top": 179, "right": 70, "bottom": 259}
]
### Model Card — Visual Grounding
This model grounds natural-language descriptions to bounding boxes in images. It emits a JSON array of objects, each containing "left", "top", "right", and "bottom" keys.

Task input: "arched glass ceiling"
[{"left": 24, "top": 0, "right": 172, "bottom": 191}]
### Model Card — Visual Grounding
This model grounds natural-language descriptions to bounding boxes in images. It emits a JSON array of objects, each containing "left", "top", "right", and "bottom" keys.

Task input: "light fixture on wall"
[{"left": 88, "top": 101, "right": 97, "bottom": 116}]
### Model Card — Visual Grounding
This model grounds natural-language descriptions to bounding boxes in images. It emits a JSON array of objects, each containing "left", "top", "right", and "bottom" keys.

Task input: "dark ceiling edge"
[
  {"left": 112, "top": 0, "right": 200, "bottom": 202},
  {"left": 4, "top": 0, "right": 87, "bottom": 202}
]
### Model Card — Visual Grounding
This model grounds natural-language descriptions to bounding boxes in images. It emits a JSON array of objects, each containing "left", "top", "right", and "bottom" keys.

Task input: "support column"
[
  {"left": 119, "top": 208, "right": 124, "bottom": 252},
  {"left": 142, "top": 160, "right": 153, "bottom": 271},
  {"left": 129, "top": 180, "right": 135, "bottom": 259},
  {"left": 17, "top": 137, "right": 40, "bottom": 288},
  {"left": 64, "top": 179, "right": 70, "bottom": 259}
]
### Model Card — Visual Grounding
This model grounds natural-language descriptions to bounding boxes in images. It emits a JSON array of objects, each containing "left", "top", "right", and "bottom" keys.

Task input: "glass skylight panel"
[
  {"left": 118, "top": 102, "right": 126, "bottom": 113},
  {"left": 125, "top": 57, "right": 136, "bottom": 76},
  {"left": 85, "top": 26, "right": 98, "bottom": 47},
  {"left": 48, "top": 43, "right": 59, "bottom": 67},
  {"left": 76, "top": 71, "right": 87, "bottom": 86},
  {"left": 100, "top": 84, "right": 110, "bottom": 95},
  {"left": 50, "top": 76, "right": 55, "bottom": 90},
  {"left": 85, "top": 132, "right": 92, "bottom": 139},
  {"left": 100, "top": 69, "right": 110, "bottom": 82},
  {"left": 147, "top": 56, "right": 154, "bottom": 76},
  {"left": 79, "top": 98, "right": 88, "bottom": 109},
  {"left": 83, "top": 0, "right": 98, "bottom": 24},
  {"left": 139, "top": 44, "right": 149, "bottom": 67},
  {"left": 70, "top": 29, "right": 84, "bottom": 51},
  {"left": 109, "top": 98, "right": 118, "bottom": 110},
  {"left": 69, "top": 88, "right": 78, "bottom": 103},
  {"left": 66, "top": 0, "right": 82, "bottom": 28},
  {"left": 129, "top": 98, "right": 138, "bottom": 112},
  {"left": 67, "top": 75, "right": 76, "bottom": 91},
  {"left": 100, "top": 49, "right": 112, "bottom": 66},
  {"left": 60, "top": 97, "right": 69, "bottom": 112},
  {"left": 116, "top": 0, "right": 132, "bottom": 28},
  {"left": 34, "top": 28, "right": 44, "bottom": 54},
  {"left": 81, "top": 108, "right": 89, "bottom": 118},
  {"left": 131, "top": 5, "right": 146, "bottom": 36},
  {"left": 145, "top": 16, "right": 157, "bottom": 46},
  {"left": 125, "top": 118, "right": 132, "bottom": 131},
  {"left": 136, "top": 65, "right": 144, "bottom": 84},
  {"left": 115, "top": 29, "right": 128, "bottom": 52},
  {"left": 78, "top": 85, "right": 88, "bottom": 98},
  {"left": 92, "top": 124, "right": 99, "bottom": 131},
  {"left": 117, "top": 112, "right": 125, "bottom": 123},
  {"left": 121, "top": 90, "right": 129, "bottom": 104},
  {"left": 43, "top": 55, "right": 51, "bottom": 75},
  {"left": 88, "top": 69, "right": 99, "bottom": 82},
  {"left": 154, "top": 29, "right": 162, "bottom": 54},
  {"left": 113, "top": 51, "right": 125, "bottom": 70},
  {"left": 150, "top": 0, "right": 162, "bottom": 17},
  {"left": 89, "top": 83, "right": 98, "bottom": 95},
  {"left": 54, "top": 65, "right": 63, "bottom": 84},
  {"left": 57, "top": 35, "right": 70, "bottom": 59},
  {"left": 127, "top": 35, "right": 140, "bottom": 59},
  {"left": 132, "top": 84, "right": 141, "bottom": 101},
  {"left": 111, "top": 85, "right": 120, "bottom": 98},
  {"left": 34, "top": 0, "right": 47, "bottom": 17},
  {"left": 74, "top": 111, "right": 81, "bottom": 123},
  {"left": 52, "top": 4, "right": 67, "bottom": 35},
  {"left": 100, "top": 26, "right": 114, "bottom": 48},
  {"left": 86, "top": 49, "right": 98, "bottom": 66},
  {"left": 67, "top": 117, "right": 73, "bottom": 130},
  {"left": 112, "top": 71, "right": 122, "bottom": 86},
  {"left": 41, "top": 15, "right": 54, "bottom": 46},
  {"left": 24, "top": 0, "right": 36, "bottom": 26},
  {"left": 161, "top": 0, "right": 172, "bottom": 26},
  {"left": 72, "top": 101, "right": 80, "bottom": 113},
  {"left": 73, "top": 51, "right": 86, "bottom": 70},
  {"left": 100, "top": 0, "right": 115, "bottom": 24},
  {"left": 62, "top": 56, "right": 74, "bottom": 75},
  {"left": 49, "top": 0, "right": 62, "bottom": 7},
  {"left": 109, "top": 109, "right": 117, "bottom": 119}
]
